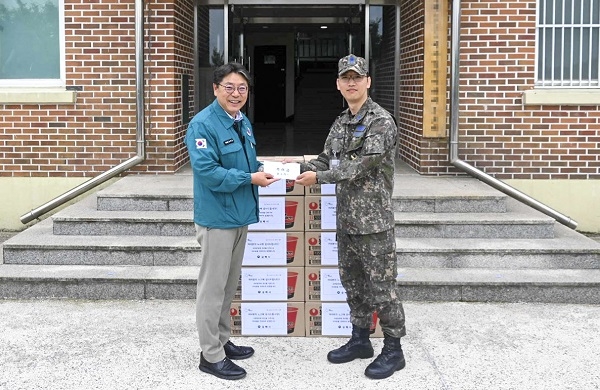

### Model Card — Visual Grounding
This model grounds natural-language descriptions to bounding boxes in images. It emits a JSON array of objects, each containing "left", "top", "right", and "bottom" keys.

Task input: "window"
[
  {"left": 0, "top": 0, "right": 64, "bottom": 87},
  {"left": 537, "top": 0, "right": 600, "bottom": 87}
]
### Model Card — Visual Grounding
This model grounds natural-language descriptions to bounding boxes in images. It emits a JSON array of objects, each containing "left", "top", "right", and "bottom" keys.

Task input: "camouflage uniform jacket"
[{"left": 301, "top": 97, "right": 397, "bottom": 235}]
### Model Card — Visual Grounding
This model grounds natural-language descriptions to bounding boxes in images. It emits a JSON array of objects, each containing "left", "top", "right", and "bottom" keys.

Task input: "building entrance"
[{"left": 195, "top": 1, "right": 398, "bottom": 155}]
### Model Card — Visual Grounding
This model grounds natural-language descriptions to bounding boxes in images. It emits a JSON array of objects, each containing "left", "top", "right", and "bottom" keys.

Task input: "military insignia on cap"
[{"left": 338, "top": 54, "right": 368, "bottom": 76}]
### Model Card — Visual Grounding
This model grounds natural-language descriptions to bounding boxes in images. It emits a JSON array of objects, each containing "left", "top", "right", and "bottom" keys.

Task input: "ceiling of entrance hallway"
[{"left": 231, "top": 5, "right": 362, "bottom": 33}]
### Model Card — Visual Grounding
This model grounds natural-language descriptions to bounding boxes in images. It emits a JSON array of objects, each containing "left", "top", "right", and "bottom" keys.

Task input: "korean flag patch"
[{"left": 195, "top": 138, "right": 207, "bottom": 149}]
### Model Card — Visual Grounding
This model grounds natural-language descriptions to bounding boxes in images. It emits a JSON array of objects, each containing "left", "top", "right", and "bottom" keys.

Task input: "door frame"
[
  {"left": 220, "top": 0, "right": 371, "bottom": 69},
  {"left": 193, "top": 0, "right": 400, "bottom": 120}
]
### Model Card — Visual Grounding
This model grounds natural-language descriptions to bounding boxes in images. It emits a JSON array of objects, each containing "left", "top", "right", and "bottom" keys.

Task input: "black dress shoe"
[
  {"left": 199, "top": 353, "right": 246, "bottom": 380},
  {"left": 224, "top": 340, "right": 255, "bottom": 360}
]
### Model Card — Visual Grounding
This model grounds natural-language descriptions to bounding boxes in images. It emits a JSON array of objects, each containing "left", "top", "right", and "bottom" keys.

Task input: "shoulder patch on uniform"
[{"left": 195, "top": 138, "right": 207, "bottom": 149}]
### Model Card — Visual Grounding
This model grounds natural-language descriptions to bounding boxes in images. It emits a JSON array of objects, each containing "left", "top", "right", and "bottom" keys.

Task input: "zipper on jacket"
[{"left": 234, "top": 121, "right": 258, "bottom": 211}]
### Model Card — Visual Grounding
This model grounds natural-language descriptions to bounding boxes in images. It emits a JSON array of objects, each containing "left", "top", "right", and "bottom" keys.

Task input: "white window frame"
[
  {"left": 522, "top": 0, "right": 600, "bottom": 106},
  {"left": 535, "top": 0, "right": 600, "bottom": 88},
  {"left": 0, "top": 0, "right": 66, "bottom": 88}
]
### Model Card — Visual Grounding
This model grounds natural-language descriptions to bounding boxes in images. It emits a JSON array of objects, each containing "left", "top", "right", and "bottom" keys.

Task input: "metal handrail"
[
  {"left": 449, "top": 0, "right": 577, "bottom": 229},
  {"left": 20, "top": 0, "right": 147, "bottom": 224}
]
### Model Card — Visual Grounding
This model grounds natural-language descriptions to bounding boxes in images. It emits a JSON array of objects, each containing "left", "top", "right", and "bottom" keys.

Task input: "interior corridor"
[{"left": 252, "top": 68, "right": 343, "bottom": 156}]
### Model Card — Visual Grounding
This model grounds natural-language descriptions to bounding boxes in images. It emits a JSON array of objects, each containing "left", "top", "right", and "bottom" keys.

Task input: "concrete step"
[
  {"left": 52, "top": 195, "right": 195, "bottom": 236},
  {"left": 4, "top": 161, "right": 596, "bottom": 303},
  {"left": 393, "top": 175, "right": 508, "bottom": 213},
  {"left": 56, "top": 193, "right": 534, "bottom": 240},
  {"left": 2, "top": 219, "right": 200, "bottom": 266},
  {"left": 0, "top": 264, "right": 197, "bottom": 300},
  {"left": 396, "top": 268, "right": 600, "bottom": 304},
  {"left": 6, "top": 215, "right": 599, "bottom": 270},
  {"left": 396, "top": 223, "right": 600, "bottom": 269},
  {"left": 96, "top": 172, "right": 510, "bottom": 214},
  {"left": 1, "top": 263, "right": 599, "bottom": 303},
  {"left": 394, "top": 199, "right": 555, "bottom": 239},
  {"left": 96, "top": 175, "right": 193, "bottom": 212}
]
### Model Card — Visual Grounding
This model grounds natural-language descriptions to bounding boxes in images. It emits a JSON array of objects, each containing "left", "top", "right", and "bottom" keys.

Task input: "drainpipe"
[
  {"left": 20, "top": 0, "right": 147, "bottom": 224},
  {"left": 449, "top": 0, "right": 577, "bottom": 229}
]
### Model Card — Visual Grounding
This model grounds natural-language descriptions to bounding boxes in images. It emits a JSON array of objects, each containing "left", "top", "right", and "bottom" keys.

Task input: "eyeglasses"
[
  {"left": 339, "top": 75, "right": 366, "bottom": 84},
  {"left": 218, "top": 83, "right": 248, "bottom": 94}
]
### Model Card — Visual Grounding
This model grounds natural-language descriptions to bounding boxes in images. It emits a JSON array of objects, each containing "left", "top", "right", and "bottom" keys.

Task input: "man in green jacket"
[{"left": 185, "top": 62, "right": 278, "bottom": 380}]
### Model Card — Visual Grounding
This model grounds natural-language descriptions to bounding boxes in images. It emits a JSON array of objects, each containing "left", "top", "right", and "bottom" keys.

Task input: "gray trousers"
[{"left": 195, "top": 224, "right": 248, "bottom": 363}]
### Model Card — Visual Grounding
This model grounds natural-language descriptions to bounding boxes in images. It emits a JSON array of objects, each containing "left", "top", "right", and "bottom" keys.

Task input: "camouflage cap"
[{"left": 338, "top": 54, "right": 368, "bottom": 76}]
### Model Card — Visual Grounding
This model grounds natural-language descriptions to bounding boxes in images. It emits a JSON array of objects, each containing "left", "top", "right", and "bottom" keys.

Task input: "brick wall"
[
  {"left": 397, "top": 0, "right": 600, "bottom": 178},
  {"left": 149, "top": 0, "right": 194, "bottom": 171},
  {"left": 397, "top": 0, "right": 426, "bottom": 171},
  {"left": 0, "top": 0, "right": 193, "bottom": 178},
  {"left": 2, "top": 1, "right": 598, "bottom": 180},
  {"left": 453, "top": 0, "right": 599, "bottom": 179}
]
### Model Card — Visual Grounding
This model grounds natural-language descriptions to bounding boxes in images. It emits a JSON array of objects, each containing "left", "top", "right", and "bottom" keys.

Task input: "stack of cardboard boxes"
[
  {"left": 231, "top": 156, "right": 305, "bottom": 337},
  {"left": 230, "top": 155, "right": 382, "bottom": 337}
]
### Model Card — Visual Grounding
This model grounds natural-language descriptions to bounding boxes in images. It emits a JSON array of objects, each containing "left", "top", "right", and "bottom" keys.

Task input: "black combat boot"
[
  {"left": 364, "top": 334, "right": 406, "bottom": 379},
  {"left": 327, "top": 325, "right": 374, "bottom": 364}
]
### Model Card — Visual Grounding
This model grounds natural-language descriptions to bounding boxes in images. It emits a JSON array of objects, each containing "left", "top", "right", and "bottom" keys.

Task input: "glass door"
[
  {"left": 194, "top": 0, "right": 399, "bottom": 154},
  {"left": 194, "top": 3, "right": 226, "bottom": 113},
  {"left": 229, "top": 4, "right": 247, "bottom": 66},
  {"left": 195, "top": 1, "right": 373, "bottom": 115}
]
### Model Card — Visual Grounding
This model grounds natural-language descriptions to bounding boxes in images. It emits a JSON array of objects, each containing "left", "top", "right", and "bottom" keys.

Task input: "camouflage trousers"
[{"left": 337, "top": 229, "right": 406, "bottom": 338}]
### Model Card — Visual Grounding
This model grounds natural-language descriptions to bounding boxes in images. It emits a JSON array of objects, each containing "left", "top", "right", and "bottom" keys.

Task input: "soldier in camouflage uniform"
[{"left": 295, "top": 54, "right": 406, "bottom": 380}]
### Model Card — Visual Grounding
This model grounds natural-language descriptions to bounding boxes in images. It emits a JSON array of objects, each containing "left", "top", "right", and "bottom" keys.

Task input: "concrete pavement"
[
  {"left": 2, "top": 232, "right": 600, "bottom": 389},
  {"left": 1, "top": 299, "right": 599, "bottom": 390}
]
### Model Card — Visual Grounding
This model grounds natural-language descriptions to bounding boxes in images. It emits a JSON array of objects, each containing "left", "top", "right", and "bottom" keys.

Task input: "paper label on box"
[
  {"left": 249, "top": 196, "right": 285, "bottom": 230},
  {"left": 322, "top": 302, "right": 352, "bottom": 336},
  {"left": 241, "top": 302, "right": 287, "bottom": 335},
  {"left": 321, "top": 196, "right": 337, "bottom": 230},
  {"left": 321, "top": 232, "right": 338, "bottom": 265},
  {"left": 320, "top": 268, "right": 346, "bottom": 301},
  {"left": 241, "top": 268, "right": 287, "bottom": 300},
  {"left": 321, "top": 183, "right": 336, "bottom": 195},
  {"left": 259, "top": 179, "right": 286, "bottom": 195},
  {"left": 243, "top": 233, "right": 286, "bottom": 266},
  {"left": 262, "top": 161, "right": 301, "bottom": 180}
]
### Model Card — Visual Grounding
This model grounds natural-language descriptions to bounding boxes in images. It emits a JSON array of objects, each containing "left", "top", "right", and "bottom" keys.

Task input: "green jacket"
[{"left": 185, "top": 99, "right": 261, "bottom": 229}]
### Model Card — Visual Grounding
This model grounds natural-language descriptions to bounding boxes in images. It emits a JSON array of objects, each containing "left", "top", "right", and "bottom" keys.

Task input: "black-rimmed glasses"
[
  {"left": 218, "top": 83, "right": 248, "bottom": 94},
  {"left": 339, "top": 75, "right": 366, "bottom": 84}
]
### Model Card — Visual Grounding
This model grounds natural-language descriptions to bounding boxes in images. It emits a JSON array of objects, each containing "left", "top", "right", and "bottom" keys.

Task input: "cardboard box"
[
  {"left": 305, "top": 231, "right": 338, "bottom": 266},
  {"left": 259, "top": 156, "right": 305, "bottom": 196},
  {"left": 305, "top": 266, "right": 346, "bottom": 302},
  {"left": 305, "top": 183, "right": 337, "bottom": 196},
  {"left": 235, "top": 267, "right": 304, "bottom": 302},
  {"left": 305, "top": 302, "right": 383, "bottom": 337},
  {"left": 243, "top": 231, "right": 304, "bottom": 267},
  {"left": 303, "top": 155, "right": 336, "bottom": 195},
  {"left": 304, "top": 195, "right": 336, "bottom": 231},
  {"left": 230, "top": 302, "right": 305, "bottom": 337},
  {"left": 249, "top": 196, "right": 304, "bottom": 232}
]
